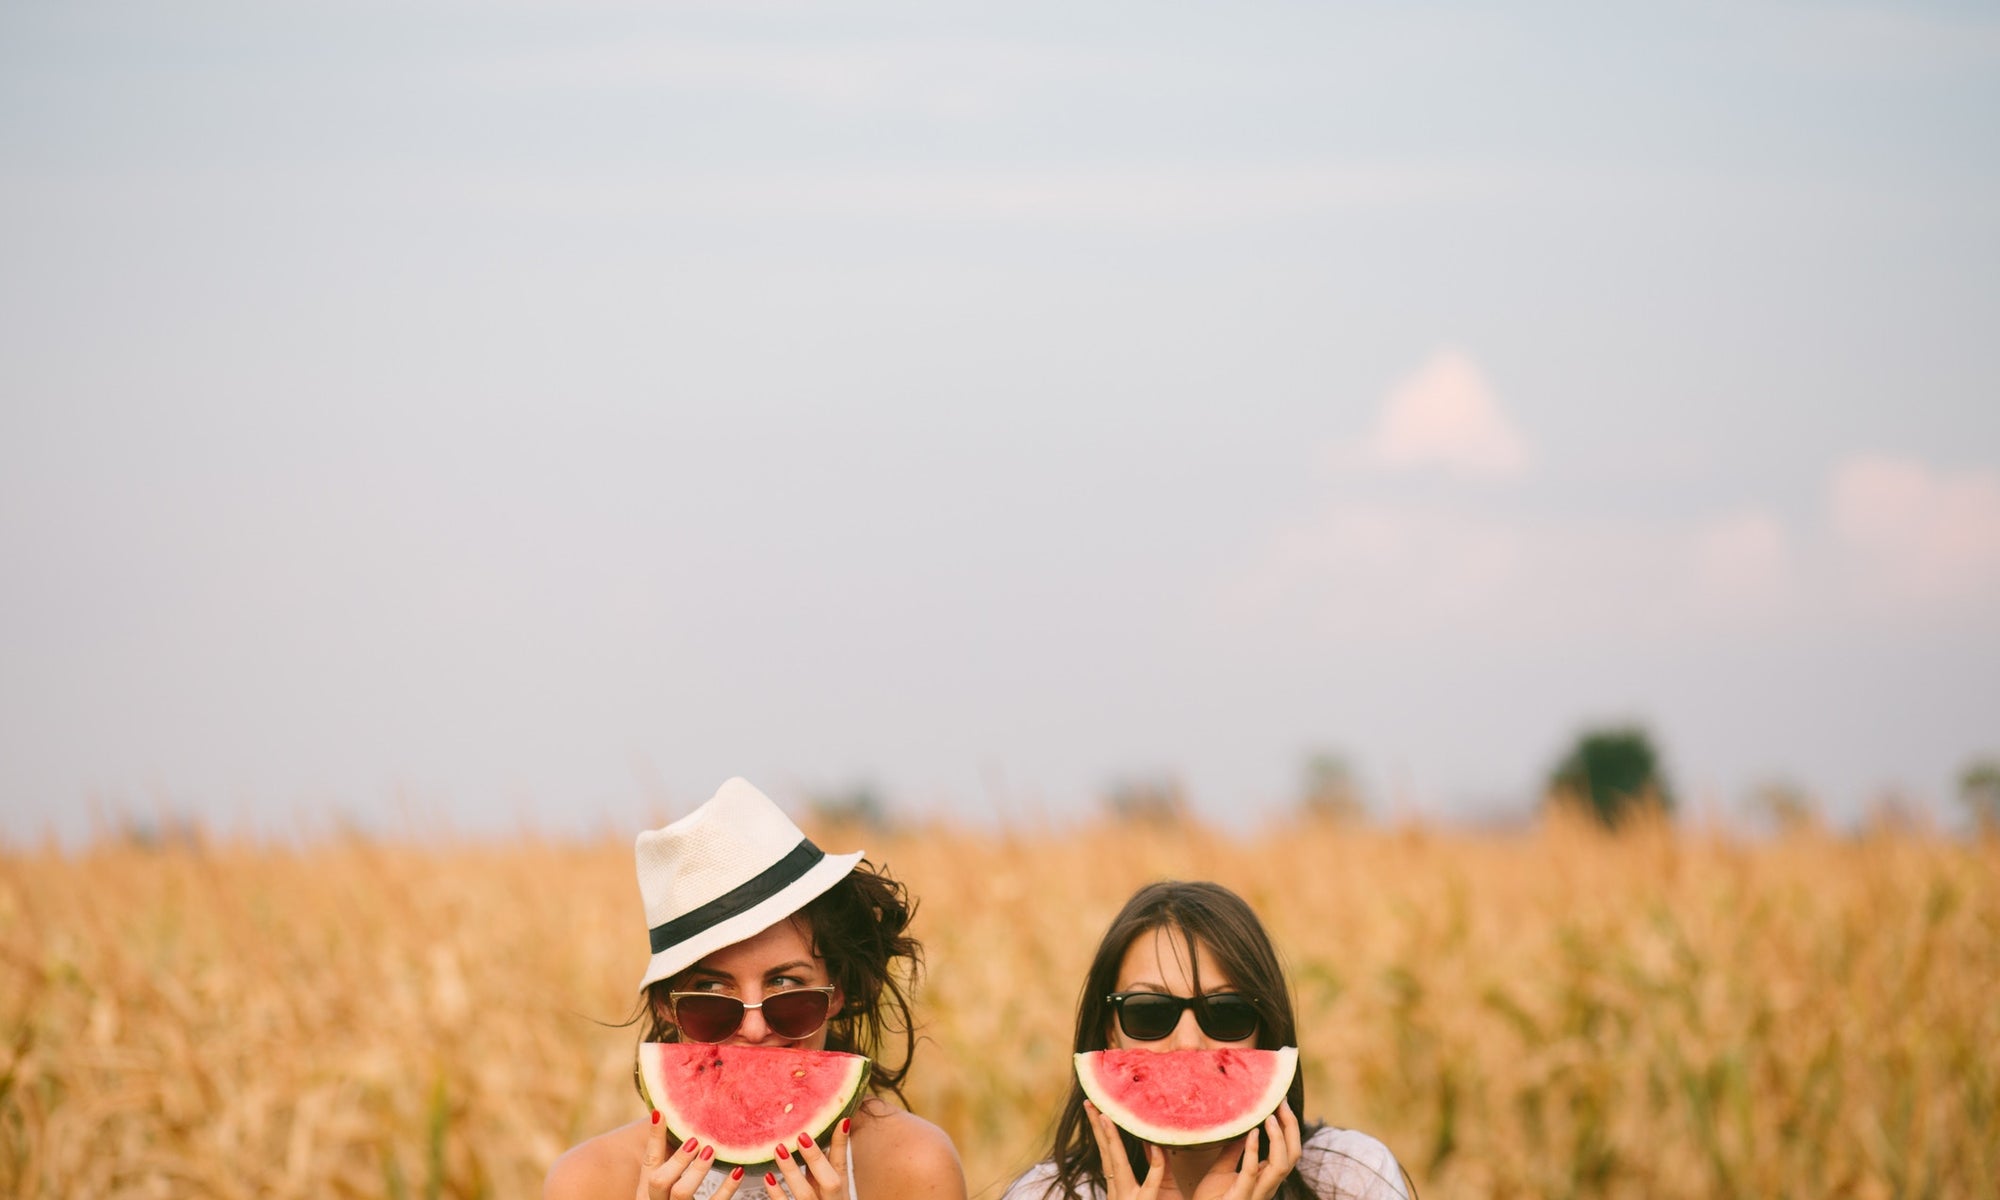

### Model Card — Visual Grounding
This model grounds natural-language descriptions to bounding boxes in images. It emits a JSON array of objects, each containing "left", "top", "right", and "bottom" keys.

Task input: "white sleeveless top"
[
  {"left": 999, "top": 1127, "right": 1410, "bottom": 1200},
  {"left": 691, "top": 1141, "right": 859, "bottom": 1200}
]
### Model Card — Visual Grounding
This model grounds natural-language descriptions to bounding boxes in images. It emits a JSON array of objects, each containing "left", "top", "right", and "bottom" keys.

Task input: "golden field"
[{"left": 4, "top": 816, "right": 1997, "bottom": 1199}]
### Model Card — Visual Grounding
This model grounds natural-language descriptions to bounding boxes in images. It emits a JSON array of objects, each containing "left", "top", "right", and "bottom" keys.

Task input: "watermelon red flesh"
[
  {"left": 1075, "top": 1047, "right": 1298, "bottom": 1146},
  {"left": 637, "top": 1043, "right": 871, "bottom": 1166}
]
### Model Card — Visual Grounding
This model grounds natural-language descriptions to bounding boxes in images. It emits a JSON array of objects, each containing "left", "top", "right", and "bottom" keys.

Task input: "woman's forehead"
[
  {"left": 1115, "top": 924, "right": 1233, "bottom": 988},
  {"left": 688, "top": 916, "right": 823, "bottom": 978}
]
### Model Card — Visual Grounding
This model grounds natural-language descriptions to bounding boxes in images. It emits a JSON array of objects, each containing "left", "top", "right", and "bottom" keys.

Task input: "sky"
[{"left": 3, "top": 0, "right": 1998, "bottom": 845}]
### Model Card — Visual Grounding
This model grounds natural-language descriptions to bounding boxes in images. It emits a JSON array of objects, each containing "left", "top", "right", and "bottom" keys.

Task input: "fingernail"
[
  {"left": 841, "top": 1118, "right": 851, "bottom": 1134},
  {"left": 765, "top": 1173, "right": 779, "bottom": 1187},
  {"left": 651, "top": 1110, "right": 661, "bottom": 1126},
  {"left": 775, "top": 1143, "right": 789, "bottom": 1160},
  {"left": 797, "top": 1132, "right": 812, "bottom": 1148},
  {"left": 732, "top": 1167, "right": 745, "bottom": 1181},
  {"left": 683, "top": 1137, "right": 697, "bottom": 1153},
  {"left": 701, "top": 1146, "right": 714, "bottom": 1161}
]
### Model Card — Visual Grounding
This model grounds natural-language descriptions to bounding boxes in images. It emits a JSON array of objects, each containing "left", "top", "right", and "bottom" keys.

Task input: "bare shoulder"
[
  {"left": 543, "top": 1119, "right": 648, "bottom": 1200},
  {"left": 850, "top": 1098, "right": 966, "bottom": 1200}
]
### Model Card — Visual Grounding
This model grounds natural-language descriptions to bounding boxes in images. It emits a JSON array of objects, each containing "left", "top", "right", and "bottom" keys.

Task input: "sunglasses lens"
[
  {"left": 762, "top": 989, "right": 833, "bottom": 1039},
  {"left": 1113, "top": 993, "right": 1260, "bottom": 1042},
  {"left": 1116, "top": 994, "right": 1183, "bottom": 1041},
  {"left": 1198, "top": 995, "right": 1260, "bottom": 1042},
  {"left": 673, "top": 993, "right": 744, "bottom": 1043}
]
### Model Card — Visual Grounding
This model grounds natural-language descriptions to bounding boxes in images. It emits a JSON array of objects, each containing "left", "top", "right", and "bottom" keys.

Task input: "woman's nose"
[
  {"left": 733, "top": 997, "right": 772, "bottom": 1044},
  {"left": 1168, "top": 1007, "right": 1206, "bottom": 1050}
]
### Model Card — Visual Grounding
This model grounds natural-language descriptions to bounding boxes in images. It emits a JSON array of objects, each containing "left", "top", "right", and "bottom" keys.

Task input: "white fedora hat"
[{"left": 634, "top": 777, "right": 865, "bottom": 994}]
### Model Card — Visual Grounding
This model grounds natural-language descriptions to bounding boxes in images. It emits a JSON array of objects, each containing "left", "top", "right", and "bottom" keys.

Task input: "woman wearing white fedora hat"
[{"left": 545, "top": 779, "right": 966, "bottom": 1200}]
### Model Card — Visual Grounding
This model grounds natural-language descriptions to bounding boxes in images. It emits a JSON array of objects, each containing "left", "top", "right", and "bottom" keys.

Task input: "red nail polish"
[
  {"left": 798, "top": 1133, "right": 812, "bottom": 1148},
  {"left": 701, "top": 1146, "right": 714, "bottom": 1161},
  {"left": 775, "top": 1143, "right": 789, "bottom": 1160},
  {"left": 841, "top": 1118, "right": 851, "bottom": 1134},
  {"left": 683, "top": 1137, "right": 697, "bottom": 1153},
  {"left": 765, "top": 1173, "right": 779, "bottom": 1187},
  {"left": 650, "top": 1110, "right": 661, "bottom": 1125},
  {"left": 732, "top": 1167, "right": 745, "bottom": 1181}
]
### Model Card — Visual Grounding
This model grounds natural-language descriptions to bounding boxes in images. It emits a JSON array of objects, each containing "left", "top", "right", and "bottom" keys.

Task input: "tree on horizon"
[
  {"left": 1961, "top": 758, "right": 2000, "bottom": 833},
  {"left": 1546, "top": 725, "right": 1674, "bottom": 829}
]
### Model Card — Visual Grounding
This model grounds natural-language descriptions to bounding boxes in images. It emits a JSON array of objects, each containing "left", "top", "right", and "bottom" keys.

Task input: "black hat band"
[{"left": 648, "top": 838, "right": 827, "bottom": 956}]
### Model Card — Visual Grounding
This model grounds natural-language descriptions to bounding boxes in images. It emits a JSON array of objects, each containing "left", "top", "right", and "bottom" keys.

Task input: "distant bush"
[
  {"left": 1862, "top": 788, "right": 1928, "bottom": 836},
  {"left": 1961, "top": 759, "right": 2000, "bottom": 833},
  {"left": 807, "top": 784, "right": 894, "bottom": 833},
  {"left": 1298, "top": 752, "right": 1367, "bottom": 824},
  {"left": 1103, "top": 776, "right": 1188, "bottom": 825},
  {"left": 1546, "top": 725, "right": 1673, "bottom": 829},
  {"left": 1747, "top": 779, "right": 1820, "bottom": 835}
]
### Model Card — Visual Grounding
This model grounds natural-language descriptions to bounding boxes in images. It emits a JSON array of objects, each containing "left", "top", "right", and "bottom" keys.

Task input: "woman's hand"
[
  {"left": 1084, "top": 1100, "right": 1166, "bottom": 1200},
  {"left": 1190, "top": 1106, "right": 1301, "bottom": 1200},
  {"left": 637, "top": 1112, "right": 747, "bottom": 1200},
  {"left": 766, "top": 1117, "right": 853, "bottom": 1200}
]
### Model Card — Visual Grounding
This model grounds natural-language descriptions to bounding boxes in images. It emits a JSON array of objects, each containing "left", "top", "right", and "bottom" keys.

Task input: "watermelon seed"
[{"left": 784, "top": 1102, "right": 794, "bottom": 1113}]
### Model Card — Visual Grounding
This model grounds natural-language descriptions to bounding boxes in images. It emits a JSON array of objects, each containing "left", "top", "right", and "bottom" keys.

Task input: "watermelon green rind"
[
  {"left": 637, "top": 1043, "right": 872, "bottom": 1167},
  {"left": 1075, "top": 1047, "right": 1298, "bottom": 1146}
]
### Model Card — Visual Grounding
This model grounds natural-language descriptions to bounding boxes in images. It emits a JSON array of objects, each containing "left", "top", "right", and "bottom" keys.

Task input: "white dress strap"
[{"left": 692, "top": 1139, "right": 859, "bottom": 1200}]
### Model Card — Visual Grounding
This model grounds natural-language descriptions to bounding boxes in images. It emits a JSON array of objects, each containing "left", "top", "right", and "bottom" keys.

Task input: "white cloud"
[
  {"left": 1219, "top": 502, "right": 1795, "bottom": 643},
  {"left": 1223, "top": 450, "right": 2000, "bottom": 647},
  {"left": 1688, "top": 510, "right": 1791, "bottom": 617},
  {"left": 1830, "top": 456, "right": 2000, "bottom": 606},
  {"left": 1354, "top": 349, "right": 1530, "bottom": 479},
  {"left": 1228, "top": 502, "right": 1527, "bottom": 634}
]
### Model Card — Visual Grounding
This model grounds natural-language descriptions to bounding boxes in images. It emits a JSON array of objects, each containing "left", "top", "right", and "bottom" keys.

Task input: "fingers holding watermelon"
[
  {"left": 640, "top": 1112, "right": 667, "bottom": 1171},
  {"left": 633, "top": 1111, "right": 668, "bottom": 1199},
  {"left": 798, "top": 1117, "right": 850, "bottom": 1196},
  {"left": 1083, "top": 1100, "right": 1164, "bottom": 1200},
  {"left": 1273, "top": 1104, "right": 1303, "bottom": 1176},
  {"left": 1192, "top": 1107, "right": 1300, "bottom": 1200},
  {"left": 769, "top": 1126, "right": 847, "bottom": 1200},
  {"left": 636, "top": 1121, "right": 716, "bottom": 1200}
]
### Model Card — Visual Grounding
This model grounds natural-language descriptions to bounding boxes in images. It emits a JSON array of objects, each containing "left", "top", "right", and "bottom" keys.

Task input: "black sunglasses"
[
  {"left": 1106, "top": 991, "right": 1260, "bottom": 1043},
  {"left": 667, "top": 987, "right": 837, "bottom": 1044}
]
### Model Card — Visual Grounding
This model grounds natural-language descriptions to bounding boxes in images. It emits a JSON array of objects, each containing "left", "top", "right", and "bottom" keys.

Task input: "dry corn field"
[{"left": 4, "top": 816, "right": 1997, "bottom": 1199}]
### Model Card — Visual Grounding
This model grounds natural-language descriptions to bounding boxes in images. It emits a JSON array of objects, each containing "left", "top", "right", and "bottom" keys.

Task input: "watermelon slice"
[
  {"left": 636, "top": 1043, "right": 872, "bottom": 1166},
  {"left": 1075, "top": 1047, "right": 1298, "bottom": 1146}
]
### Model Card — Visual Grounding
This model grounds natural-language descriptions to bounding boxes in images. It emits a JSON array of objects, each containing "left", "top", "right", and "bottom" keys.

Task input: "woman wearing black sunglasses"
[
  {"left": 1005, "top": 881, "right": 1411, "bottom": 1200},
  {"left": 545, "top": 779, "right": 966, "bottom": 1200}
]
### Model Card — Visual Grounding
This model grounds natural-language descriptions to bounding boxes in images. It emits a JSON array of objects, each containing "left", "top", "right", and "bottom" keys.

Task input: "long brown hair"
[
  {"left": 632, "top": 861, "right": 923, "bottom": 1104},
  {"left": 1035, "top": 881, "right": 1410, "bottom": 1200}
]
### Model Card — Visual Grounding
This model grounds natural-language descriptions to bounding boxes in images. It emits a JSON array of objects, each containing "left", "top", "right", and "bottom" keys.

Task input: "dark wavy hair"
[
  {"left": 1033, "top": 881, "right": 1412, "bottom": 1200},
  {"left": 628, "top": 861, "right": 923, "bottom": 1105}
]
